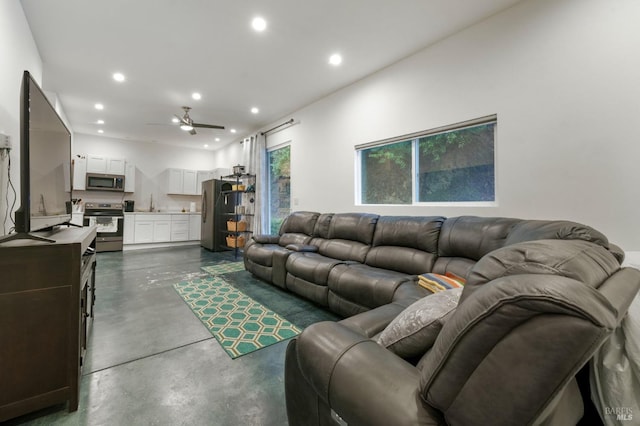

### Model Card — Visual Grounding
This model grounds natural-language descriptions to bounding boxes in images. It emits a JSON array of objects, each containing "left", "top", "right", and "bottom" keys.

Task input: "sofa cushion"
[
  {"left": 279, "top": 233, "right": 313, "bottom": 247},
  {"left": 286, "top": 252, "right": 344, "bottom": 286},
  {"left": 366, "top": 246, "right": 438, "bottom": 275},
  {"left": 371, "top": 216, "right": 444, "bottom": 252},
  {"left": 317, "top": 239, "right": 369, "bottom": 263},
  {"left": 328, "top": 213, "right": 379, "bottom": 245},
  {"left": 462, "top": 239, "right": 620, "bottom": 303},
  {"left": 505, "top": 220, "right": 609, "bottom": 249},
  {"left": 438, "top": 216, "right": 520, "bottom": 260},
  {"left": 313, "top": 213, "right": 334, "bottom": 238},
  {"left": 244, "top": 243, "right": 289, "bottom": 267},
  {"left": 377, "top": 288, "right": 462, "bottom": 359},
  {"left": 279, "top": 211, "right": 320, "bottom": 236},
  {"left": 328, "top": 263, "right": 414, "bottom": 309},
  {"left": 364, "top": 216, "right": 443, "bottom": 274}
]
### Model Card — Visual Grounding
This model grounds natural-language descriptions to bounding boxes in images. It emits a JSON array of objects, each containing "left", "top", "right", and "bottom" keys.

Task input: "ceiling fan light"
[{"left": 180, "top": 124, "right": 194, "bottom": 131}]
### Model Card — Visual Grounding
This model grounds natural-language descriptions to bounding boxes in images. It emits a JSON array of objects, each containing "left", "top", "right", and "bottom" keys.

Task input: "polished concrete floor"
[{"left": 7, "top": 245, "right": 338, "bottom": 426}]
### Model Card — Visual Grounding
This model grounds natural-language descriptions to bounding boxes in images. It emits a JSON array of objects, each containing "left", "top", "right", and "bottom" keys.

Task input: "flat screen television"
[{"left": 8, "top": 70, "right": 72, "bottom": 241}]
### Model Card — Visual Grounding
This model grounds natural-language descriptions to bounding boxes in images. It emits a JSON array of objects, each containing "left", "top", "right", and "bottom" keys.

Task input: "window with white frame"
[{"left": 356, "top": 116, "right": 496, "bottom": 205}]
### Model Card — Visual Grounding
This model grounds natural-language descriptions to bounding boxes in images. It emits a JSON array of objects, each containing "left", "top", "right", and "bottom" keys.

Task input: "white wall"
[
  {"left": 0, "top": 0, "right": 42, "bottom": 235},
  {"left": 73, "top": 133, "right": 218, "bottom": 212},
  {"left": 222, "top": 0, "right": 640, "bottom": 251}
]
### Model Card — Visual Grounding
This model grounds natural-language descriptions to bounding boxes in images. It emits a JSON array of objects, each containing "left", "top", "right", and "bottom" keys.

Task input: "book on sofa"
[{"left": 417, "top": 272, "right": 465, "bottom": 293}]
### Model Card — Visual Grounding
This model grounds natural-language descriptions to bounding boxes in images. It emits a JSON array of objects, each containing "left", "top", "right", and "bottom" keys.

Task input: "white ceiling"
[{"left": 20, "top": 0, "right": 523, "bottom": 151}]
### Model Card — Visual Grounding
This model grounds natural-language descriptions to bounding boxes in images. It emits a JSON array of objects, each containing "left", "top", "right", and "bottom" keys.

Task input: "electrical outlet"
[{"left": 0, "top": 133, "right": 10, "bottom": 149}]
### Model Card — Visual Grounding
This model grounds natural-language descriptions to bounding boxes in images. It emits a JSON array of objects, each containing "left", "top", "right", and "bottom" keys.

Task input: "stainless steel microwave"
[{"left": 86, "top": 173, "right": 125, "bottom": 192}]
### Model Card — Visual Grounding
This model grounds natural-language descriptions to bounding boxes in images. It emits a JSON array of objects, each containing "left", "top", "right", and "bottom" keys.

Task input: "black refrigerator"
[{"left": 200, "top": 179, "right": 233, "bottom": 251}]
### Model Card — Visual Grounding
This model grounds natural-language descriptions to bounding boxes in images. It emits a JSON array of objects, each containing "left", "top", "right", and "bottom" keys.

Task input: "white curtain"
[{"left": 242, "top": 133, "right": 267, "bottom": 235}]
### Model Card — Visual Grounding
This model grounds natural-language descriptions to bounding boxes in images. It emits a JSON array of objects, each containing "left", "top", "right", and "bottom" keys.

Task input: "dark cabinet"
[{"left": 0, "top": 226, "right": 97, "bottom": 422}]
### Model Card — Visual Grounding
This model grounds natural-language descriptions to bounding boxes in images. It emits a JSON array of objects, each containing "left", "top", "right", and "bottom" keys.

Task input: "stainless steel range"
[{"left": 83, "top": 203, "right": 124, "bottom": 252}]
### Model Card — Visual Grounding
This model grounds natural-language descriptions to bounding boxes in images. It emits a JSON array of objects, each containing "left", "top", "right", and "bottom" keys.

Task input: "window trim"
[{"left": 355, "top": 115, "right": 498, "bottom": 207}]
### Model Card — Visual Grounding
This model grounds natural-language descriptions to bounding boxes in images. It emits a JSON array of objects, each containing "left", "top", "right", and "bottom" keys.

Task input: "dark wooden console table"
[{"left": 0, "top": 226, "right": 97, "bottom": 422}]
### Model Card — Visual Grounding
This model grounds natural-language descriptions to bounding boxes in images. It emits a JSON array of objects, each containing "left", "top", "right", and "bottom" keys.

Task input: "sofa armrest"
[
  {"left": 285, "top": 243, "right": 318, "bottom": 252},
  {"left": 252, "top": 234, "right": 280, "bottom": 244},
  {"left": 296, "top": 321, "right": 442, "bottom": 426}
]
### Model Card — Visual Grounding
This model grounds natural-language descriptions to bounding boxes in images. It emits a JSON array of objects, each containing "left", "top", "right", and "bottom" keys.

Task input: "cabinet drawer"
[{"left": 135, "top": 214, "right": 171, "bottom": 222}]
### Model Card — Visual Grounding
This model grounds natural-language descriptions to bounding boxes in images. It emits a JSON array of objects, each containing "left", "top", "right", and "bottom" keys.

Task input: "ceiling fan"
[{"left": 174, "top": 106, "right": 225, "bottom": 135}]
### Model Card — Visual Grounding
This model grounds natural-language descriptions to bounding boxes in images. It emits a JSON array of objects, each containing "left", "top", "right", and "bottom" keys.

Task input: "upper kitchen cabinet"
[
  {"left": 166, "top": 168, "right": 198, "bottom": 195},
  {"left": 125, "top": 163, "right": 136, "bottom": 193},
  {"left": 72, "top": 155, "right": 87, "bottom": 190},
  {"left": 196, "top": 170, "right": 214, "bottom": 195},
  {"left": 86, "top": 154, "right": 126, "bottom": 175},
  {"left": 73, "top": 154, "right": 135, "bottom": 193}
]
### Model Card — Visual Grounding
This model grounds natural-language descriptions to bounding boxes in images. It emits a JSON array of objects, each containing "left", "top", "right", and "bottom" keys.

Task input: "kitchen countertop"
[{"left": 124, "top": 211, "right": 201, "bottom": 215}]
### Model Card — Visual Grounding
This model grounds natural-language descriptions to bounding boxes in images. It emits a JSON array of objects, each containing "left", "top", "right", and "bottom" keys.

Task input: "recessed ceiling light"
[
  {"left": 113, "top": 72, "right": 125, "bottom": 82},
  {"left": 97, "top": 129, "right": 104, "bottom": 134},
  {"left": 251, "top": 107, "right": 259, "bottom": 114},
  {"left": 329, "top": 53, "right": 343, "bottom": 66},
  {"left": 172, "top": 117, "right": 180, "bottom": 123},
  {"left": 230, "top": 128, "right": 237, "bottom": 133},
  {"left": 252, "top": 17, "right": 267, "bottom": 32},
  {"left": 203, "top": 144, "right": 209, "bottom": 148},
  {"left": 192, "top": 92, "right": 202, "bottom": 100},
  {"left": 94, "top": 103, "right": 104, "bottom": 110},
  {"left": 215, "top": 138, "right": 220, "bottom": 142},
  {"left": 97, "top": 119, "right": 104, "bottom": 124}
]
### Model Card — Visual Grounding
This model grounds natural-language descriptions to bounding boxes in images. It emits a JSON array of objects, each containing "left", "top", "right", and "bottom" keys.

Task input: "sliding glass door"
[{"left": 267, "top": 145, "right": 291, "bottom": 234}]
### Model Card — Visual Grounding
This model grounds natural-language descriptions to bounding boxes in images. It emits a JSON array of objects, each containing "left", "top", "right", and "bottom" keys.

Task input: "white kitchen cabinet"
[
  {"left": 86, "top": 154, "right": 127, "bottom": 175},
  {"left": 129, "top": 213, "right": 200, "bottom": 245},
  {"left": 72, "top": 155, "right": 87, "bottom": 190},
  {"left": 123, "top": 214, "right": 135, "bottom": 244},
  {"left": 166, "top": 168, "right": 184, "bottom": 194},
  {"left": 153, "top": 220, "right": 171, "bottom": 242},
  {"left": 166, "top": 168, "right": 198, "bottom": 195},
  {"left": 196, "top": 170, "right": 214, "bottom": 195},
  {"left": 189, "top": 214, "right": 201, "bottom": 240},
  {"left": 107, "top": 158, "right": 125, "bottom": 174},
  {"left": 125, "top": 163, "right": 136, "bottom": 192},
  {"left": 171, "top": 216, "right": 190, "bottom": 241},
  {"left": 183, "top": 170, "right": 197, "bottom": 195},
  {"left": 134, "top": 221, "right": 153, "bottom": 243},
  {"left": 86, "top": 154, "right": 107, "bottom": 173}
]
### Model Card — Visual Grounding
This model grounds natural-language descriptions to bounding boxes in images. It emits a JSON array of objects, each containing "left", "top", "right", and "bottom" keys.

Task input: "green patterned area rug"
[
  {"left": 201, "top": 261, "right": 246, "bottom": 276},
  {"left": 174, "top": 274, "right": 301, "bottom": 359}
]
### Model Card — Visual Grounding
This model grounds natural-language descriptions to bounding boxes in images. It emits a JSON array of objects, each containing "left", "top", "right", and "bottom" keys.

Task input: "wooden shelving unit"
[{"left": 0, "top": 226, "right": 97, "bottom": 422}]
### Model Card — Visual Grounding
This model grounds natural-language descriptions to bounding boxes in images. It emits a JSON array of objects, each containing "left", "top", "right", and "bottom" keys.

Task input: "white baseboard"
[{"left": 123, "top": 241, "right": 200, "bottom": 251}]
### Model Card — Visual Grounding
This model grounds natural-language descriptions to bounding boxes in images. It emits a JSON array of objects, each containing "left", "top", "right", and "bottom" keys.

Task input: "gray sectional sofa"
[{"left": 243, "top": 211, "right": 640, "bottom": 425}]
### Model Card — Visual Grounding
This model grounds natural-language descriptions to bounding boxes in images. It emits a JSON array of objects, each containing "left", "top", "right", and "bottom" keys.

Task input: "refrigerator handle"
[{"left": 202, "top": 191, "right": 207, "bottom": 223}]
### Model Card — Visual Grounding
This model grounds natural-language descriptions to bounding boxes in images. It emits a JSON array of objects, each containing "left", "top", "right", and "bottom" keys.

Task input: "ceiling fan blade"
[
  {"left": 189, "top": 128, "right": 197, "bottom": 135},
  {"left": 174, "top": 114, "right": 188, "bottom": 125},
  {"left": 192, "top": 122, "right": 225, "bottom": 130}
]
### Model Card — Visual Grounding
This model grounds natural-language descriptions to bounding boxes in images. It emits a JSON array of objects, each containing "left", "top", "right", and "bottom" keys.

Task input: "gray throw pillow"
[{"left": 377, "top": 287, "right": 463, "bottom": 358}]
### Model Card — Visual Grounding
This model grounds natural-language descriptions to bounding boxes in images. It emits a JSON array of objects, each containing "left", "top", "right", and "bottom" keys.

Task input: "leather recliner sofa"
[{"left": 243, "top": 211, "right": 640, "bottom": 425}]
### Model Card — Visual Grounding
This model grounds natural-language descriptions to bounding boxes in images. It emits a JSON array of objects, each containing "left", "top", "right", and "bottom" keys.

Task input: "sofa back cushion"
[
  {"left": 461, "top": 239, "right": 620, "bottom": 303},
  {"left": 278, "top": 211, "right": 320, "bottom": 246},
  {"left": 317, "top": 213, "right": 379, "bottom": 263},
  {"left": 313, "top": 213, "right": 334, "bottom": 239},
  {"left": 505, "top": 219, "right": 610, "bottom": 249},
  {"left": 365, "top": 216, "right": 445, "bottom": 274},
  {"left": 438, "top": 216, "right": 521, "bottom": 261}
]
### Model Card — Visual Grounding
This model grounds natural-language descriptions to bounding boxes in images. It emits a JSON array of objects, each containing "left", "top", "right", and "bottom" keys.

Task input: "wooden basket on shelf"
[
  {"left": 227, "top": 220, "right": 247, "bottom": 232},
  {"left": 232, "top": 184, "right": 246, "bottom": 191},
  {"left": 226, "top": 235, "right": 246, "bottom": 248}
]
